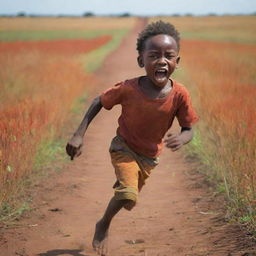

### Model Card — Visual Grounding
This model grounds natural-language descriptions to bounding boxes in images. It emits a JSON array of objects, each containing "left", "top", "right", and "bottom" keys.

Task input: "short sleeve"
[
  {"left": 176, "top": 88, "right": 199, "bottom": 127},
  {"left": 100, "top": 82, "right": 123, "bottom": 110}
]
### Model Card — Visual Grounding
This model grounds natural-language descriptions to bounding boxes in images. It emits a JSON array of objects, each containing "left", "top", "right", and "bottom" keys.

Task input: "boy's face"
[{"left": 138, "top": 34, "right": 180, "bottom": 88}]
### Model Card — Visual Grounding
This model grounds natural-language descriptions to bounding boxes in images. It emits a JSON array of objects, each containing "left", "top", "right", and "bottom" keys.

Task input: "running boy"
[{"left": 66, "top": 20, "right": 198, "bottom": 255}]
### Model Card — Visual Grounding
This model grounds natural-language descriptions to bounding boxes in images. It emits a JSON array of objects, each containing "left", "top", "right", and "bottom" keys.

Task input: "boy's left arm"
[{"left": 164, "top": 127, "right": 193, "bottom": 152}]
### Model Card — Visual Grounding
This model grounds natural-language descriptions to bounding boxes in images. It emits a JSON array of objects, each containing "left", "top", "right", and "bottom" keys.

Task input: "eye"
[
  {"left": 148, "top": 54, "right": 158, "bottom": 59},
  {"left": 166, "top": 54, "right": 175, "bottom": 60}
]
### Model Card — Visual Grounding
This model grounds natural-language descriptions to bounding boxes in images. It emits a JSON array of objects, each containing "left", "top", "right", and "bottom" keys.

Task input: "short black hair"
[{"left": 136, "top": 20, "right": 180, "bottom": 53}]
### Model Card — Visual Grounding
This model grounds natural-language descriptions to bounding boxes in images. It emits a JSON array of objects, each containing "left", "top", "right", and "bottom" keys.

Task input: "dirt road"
[{"left": 0, "top": 18, "right": 255, "bottom": 256}]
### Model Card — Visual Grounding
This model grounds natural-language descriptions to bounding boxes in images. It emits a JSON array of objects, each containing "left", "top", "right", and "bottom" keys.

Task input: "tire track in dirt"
[{"left": 0, "top": 18, "right": 255, "bottom": 256}]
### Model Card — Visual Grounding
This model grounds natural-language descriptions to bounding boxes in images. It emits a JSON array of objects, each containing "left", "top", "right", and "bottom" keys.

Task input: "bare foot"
[{"left": 92, "top": 220, "right": 109, "bottom": 256}]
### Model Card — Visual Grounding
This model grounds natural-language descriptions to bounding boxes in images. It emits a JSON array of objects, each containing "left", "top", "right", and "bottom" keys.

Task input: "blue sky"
[{"left": 1, "top": 0, "right": 256, "bottom": 16}]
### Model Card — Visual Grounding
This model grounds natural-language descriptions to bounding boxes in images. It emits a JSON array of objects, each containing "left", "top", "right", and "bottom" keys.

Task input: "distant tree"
[
  {"left": 17, "top": 11, "right": 26, "bottom": 17},
  {"left": 119, "top": 12, "right": 131, "bottom": 17},
  {"left": 29, "top": 14, "right": 42, "bottom": 17},
  {"left": 207, "top": 13, "right": 217, "bottom": 16},
  {"left": 57, "top": 14, "right": 80, "bottom": 18},
  {"left": 185, "top": 13, "right": 194, "bottom": 17},
  {"left": 172, "top": 13, "right": 181, "bottom": 17},
  {"left": 83, "top": 12, "right": 94, "bottom": 17}
]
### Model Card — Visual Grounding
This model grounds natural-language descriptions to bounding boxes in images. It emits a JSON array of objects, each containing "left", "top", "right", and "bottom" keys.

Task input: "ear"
[
  {"left": 176, "top": 56, "right": 180, "bottom": 68},
  {"left": 137, "top": 56, "right": 144, "bottom": 68}
]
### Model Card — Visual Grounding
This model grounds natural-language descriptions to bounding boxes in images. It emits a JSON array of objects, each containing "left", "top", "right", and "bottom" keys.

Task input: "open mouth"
[{"left": 155, "top": 69, "right": 168, "bottom": 80}]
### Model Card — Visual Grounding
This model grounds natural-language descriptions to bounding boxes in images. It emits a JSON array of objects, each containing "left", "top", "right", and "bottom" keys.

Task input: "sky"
[{"left": 1, "top": 0, "right": 256, "bottom": 16}]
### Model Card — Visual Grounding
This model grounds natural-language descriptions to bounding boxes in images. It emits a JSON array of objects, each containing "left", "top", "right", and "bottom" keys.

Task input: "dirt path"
[{"left": 1, "top": 18, "right": 255, "bottom": 256}]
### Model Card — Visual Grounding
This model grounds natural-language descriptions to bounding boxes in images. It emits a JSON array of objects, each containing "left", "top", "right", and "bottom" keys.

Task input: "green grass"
[
  {"left": 70, "top": 93, "right": 88, "bottom": 114},
  {"left": 34, "top": 93, "right": 89, "bottom": 172},
  {"left": 0, "top": 201, "right": 32, "bottom": 223},
  {"left": 181, "top": 31, "right": 256, "bottom": 44},
  {"left": 34, "top": 133, "right": 68, "bottom": 172},
  {"left": 0, "top": 29, "right": 115, "bottom": 41},
  {"left": 80, "top": 28, "right": 129, "bottom": 73}
]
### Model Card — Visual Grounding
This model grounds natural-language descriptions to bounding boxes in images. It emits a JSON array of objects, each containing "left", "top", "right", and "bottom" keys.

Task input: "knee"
[
  {"left": 123, "top": 199, "right": 136, "bottom": 211},
  {"left": 114, "top": 186, "right": 138, "bottom": 210}
]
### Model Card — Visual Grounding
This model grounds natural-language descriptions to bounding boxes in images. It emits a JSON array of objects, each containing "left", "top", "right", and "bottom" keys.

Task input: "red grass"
[
  {"left": 181, "top": 40, "right": 256, "bottom": 137},
  {"left": 181, "top": 39, "right": 256, "bottom": 214},
  {"left": 0, "top": 36, "right": 111, "bottom": 55},
  {"left": 0, "top": 36, "right": 110, "bottom": 204}
]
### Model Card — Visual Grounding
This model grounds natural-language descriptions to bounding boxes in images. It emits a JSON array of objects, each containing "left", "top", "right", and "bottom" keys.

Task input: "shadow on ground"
[{"left": 37, "top": 249, "right": 91, "bottom": 256}]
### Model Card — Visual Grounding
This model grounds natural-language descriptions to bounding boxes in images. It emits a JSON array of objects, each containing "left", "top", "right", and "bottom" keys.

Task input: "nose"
[{"left": 157, "top": 56, "right": 167, "bottom": 66}]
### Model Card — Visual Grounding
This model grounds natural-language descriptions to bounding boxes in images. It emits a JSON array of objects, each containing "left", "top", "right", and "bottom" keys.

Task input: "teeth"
[{"left": 156, "top": 70, "right": 166, "bottom": 73}]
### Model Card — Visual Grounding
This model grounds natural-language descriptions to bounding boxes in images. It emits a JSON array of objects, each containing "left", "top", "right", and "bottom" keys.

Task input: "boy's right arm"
[{"left": 66, "top": 96, "right": 103, "bottom": 160}]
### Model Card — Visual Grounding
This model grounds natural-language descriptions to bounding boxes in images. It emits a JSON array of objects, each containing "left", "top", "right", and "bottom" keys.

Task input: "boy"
[{"left": 66, "top": 20, "right": 198, "bottom": 255}]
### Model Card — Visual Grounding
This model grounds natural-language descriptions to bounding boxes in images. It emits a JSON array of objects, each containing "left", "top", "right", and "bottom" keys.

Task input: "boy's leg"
[
  {"left": 92, "top": 196, "right": 132, "bottom": 254},
  {"left": 92, "top": 150, "right": 154, "bottom": 254}
]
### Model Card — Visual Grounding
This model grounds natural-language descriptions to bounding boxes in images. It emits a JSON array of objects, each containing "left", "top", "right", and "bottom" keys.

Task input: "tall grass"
[
  {"left": 0, "top": 17, "right": 136, "bottom": 31},
  {"left": 0, "top": 16, "right": 136, "bottom": 220},
  {"left": 179, "top": 39, "right": 256, "bottom": 228},
  {"left": 0, "top": 36, "right": 110, "bottom": 211},
  {"left": 151, "top": 16, "right": 256, "bottom": 44},
  {"left": 151, "top": 15, "right": 256, "bottom": 230}
]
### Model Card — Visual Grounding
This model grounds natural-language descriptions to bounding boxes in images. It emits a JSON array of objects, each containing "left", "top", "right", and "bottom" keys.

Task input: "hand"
[
  {"left": 66, "top": 134, "right": 83, "bottom": 160},
  {"left": 164, "top": 133, "right": 184, "bottom": 152}
]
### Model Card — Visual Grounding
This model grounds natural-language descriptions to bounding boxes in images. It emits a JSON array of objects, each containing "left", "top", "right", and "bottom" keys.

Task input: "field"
[
  {"left": 0, "top": 17, "right": 136, "bottom": 217},
  {"left": 0, "top": 16, "right": 256, "bottom": 254},
  {"left": 0, "top": 15, "right": 256, "bottom": 231},
  {"left": 151, "top": 15, "right": 256, "bottom": 229}
]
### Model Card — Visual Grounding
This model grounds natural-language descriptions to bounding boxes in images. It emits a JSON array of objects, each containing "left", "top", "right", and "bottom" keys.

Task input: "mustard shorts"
[{"left": 109, "top": 136, "right": 158, "bottom": 209}]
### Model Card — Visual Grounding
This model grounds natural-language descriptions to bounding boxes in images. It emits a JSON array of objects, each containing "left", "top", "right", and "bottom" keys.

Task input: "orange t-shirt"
[{"left": 100, "top": 77, "right": 198, "bottom": 158}]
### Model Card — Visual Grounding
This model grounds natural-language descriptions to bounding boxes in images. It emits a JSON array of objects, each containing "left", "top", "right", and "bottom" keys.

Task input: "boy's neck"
[{"left": 139, "top": 76, "right": 172, "bottom": 99}]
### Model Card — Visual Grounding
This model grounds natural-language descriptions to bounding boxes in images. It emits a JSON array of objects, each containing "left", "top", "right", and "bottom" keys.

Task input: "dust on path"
[{"left": 0, "top": 18, "right": 255, "bottom": 256}]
